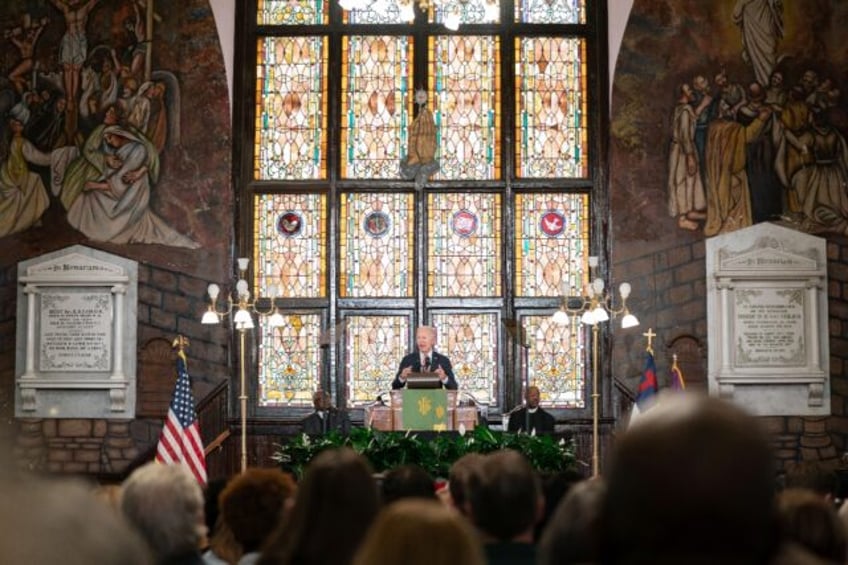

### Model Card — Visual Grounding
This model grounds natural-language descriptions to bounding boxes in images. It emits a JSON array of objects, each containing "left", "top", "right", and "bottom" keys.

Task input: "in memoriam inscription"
[
  {"left": 734, "top": 288, "right": 805, "bottom": 367},
  {"left": 40, "top": 291, "right": 112, "bottom": 372}
]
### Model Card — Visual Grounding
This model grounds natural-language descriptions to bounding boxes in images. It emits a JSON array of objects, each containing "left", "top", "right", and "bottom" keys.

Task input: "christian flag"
[
  {"left": 155, "top": 349, "right": 207, "bottom": 485},
  {"left": 629, "top": 349, "right": 660, "bottom": 428}
]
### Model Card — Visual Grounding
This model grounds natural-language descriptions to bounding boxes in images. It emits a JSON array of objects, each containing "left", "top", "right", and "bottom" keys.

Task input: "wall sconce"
[
  {"left": 551, "top": 255, "right": 639, "bottom": 477},
  {"left": 201, "top": 258, "right": 284, "bottom": 472}
]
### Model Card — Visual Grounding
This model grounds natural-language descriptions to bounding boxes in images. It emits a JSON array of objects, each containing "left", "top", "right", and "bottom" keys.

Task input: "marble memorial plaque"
[
  {"left": 15, "top": 245, "right": 138, "bottom": 419},
  {"left": 706, "top": 223, "right": 828, "bottom": 416}
]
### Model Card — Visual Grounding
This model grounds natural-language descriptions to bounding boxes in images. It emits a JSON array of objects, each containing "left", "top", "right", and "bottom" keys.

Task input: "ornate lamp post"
[
  {"left": 551, "top": 256, "right": 639, "bottom": 477},
  {"left": 201, "top": 258, "right": 284, "bottom": 472}
]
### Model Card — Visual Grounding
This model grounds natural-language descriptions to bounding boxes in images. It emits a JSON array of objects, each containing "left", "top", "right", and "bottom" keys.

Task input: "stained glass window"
[
  {"left": 243, "top": 0, "right": 606, "bottom": 420},
  {"left": 339, "top": 193, "right": 414, "bottom": 297},
  {"left": 432, "top": 312, "right": 498, "bottom": 405},
  {"left": 341, "top": 36, "right": 413, "bottom": 179},
  {"left": 515, "top": 193, "right": 590, "bottom": 297},
  {"left": 428, "top": 193, "right": 502, "bottom": 297},
  {"left": 258, "top": 313, "right": 323, "bottom": 406},
  {"left": 516, "top": 0, "right": 585, "bottom": 24},
  {"left": 257, "top": 0, "right": 328, "bottom": 25},
  {"left": 430, "top": 36, "right": 500, "bottom": 181},
  {"left": 431, "top": 0, "right": 500, "bottom": 25},
  {"left": 254, "top": 193, "right": 327, "bottom": 298},
  {"left": 255, "top": 36, "right": 328, "bottom": 180},
  {"left": 523, "top": 314, "right": 585, "bottom": 408},
  {"left": 346, "top": 315, "right": 411, "bottom": 406},
  {"left": 516, "top": 37, "right": 588, "bottom": 178},
  {"left": 342, "top": 0, "right": 411, "bottom": 24}
]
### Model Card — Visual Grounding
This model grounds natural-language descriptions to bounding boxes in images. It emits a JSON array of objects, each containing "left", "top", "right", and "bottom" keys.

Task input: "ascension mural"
[
  {"left": 612, "top": 0, "right": 848, "bottom": 242},
  {"left": 0, "top": 0, "right": 231, "bottom": 265}
]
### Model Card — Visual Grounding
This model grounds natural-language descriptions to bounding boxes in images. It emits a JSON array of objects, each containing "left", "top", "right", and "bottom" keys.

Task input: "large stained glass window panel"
[
  {"left": 345, "top": 315, "right": 411, "bottom": 406},
  {"left": 516, "top": 0, "right": 584, "bottom": 24},
  {"left": 431, "top": 0, "right": 500, "bottom": 25},
  {"left": 341, "top": 36, "right": 413, "bottom": 179},
  {"left": 428, "top": 193, "right": 502, "bottom": 297},
  {"left": 339, "top": 193, "right": 414, "bottom": 297},
  {"left": 515, "top": 193, "right": 590, "bottom": 297},
  {"left": 257, "top": 0, "right": 327, "bottom": 25},
  {"left": 516, "top": 37, "right": 587, "bottom": 178},
  {"left": 258, "top": 313, "right": 323, "bottom": 407},
  {"left": 342, "top": 0, "right": 410, "bottom": 24},
  {"left": 254, "top": 193, "right": 327, "bottom": 298},
  {"left": 523, "top": 314, "right": 585, "bottom": 408},
  {"left": 255, "top": 36, "right": 328, "bottom": 180},
  {"left": 432, "top": 312, "right": 498, "bottom": 405},
  {"left": 430, "top": 36, "right": 500, "bottom": 180}
]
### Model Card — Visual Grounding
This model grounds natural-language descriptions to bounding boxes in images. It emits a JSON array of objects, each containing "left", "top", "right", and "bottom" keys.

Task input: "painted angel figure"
[{"left": 400, "top": 89, "right": 439, "bottom": 187}]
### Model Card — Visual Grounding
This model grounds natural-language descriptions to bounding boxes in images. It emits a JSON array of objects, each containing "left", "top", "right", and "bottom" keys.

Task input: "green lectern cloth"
[{"left": 402, "top": 389, "right": 449, "bottom": 431}]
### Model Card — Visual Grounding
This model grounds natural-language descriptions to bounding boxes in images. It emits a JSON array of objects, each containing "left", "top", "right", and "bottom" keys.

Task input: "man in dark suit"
[
  {"left": 507, "top": 385, "right": 555, "bottom": 434},
  {"left": 301, "top": 390, "right": 351, "bottom": 435},
  {"left": 391, "top": 325, "right": 457, "bottom": 390}
]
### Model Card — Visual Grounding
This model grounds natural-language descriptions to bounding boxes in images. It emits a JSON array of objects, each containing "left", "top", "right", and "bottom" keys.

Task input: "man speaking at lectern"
[{"left": 392, "top": 325, "right": 457, "bottom": 390}]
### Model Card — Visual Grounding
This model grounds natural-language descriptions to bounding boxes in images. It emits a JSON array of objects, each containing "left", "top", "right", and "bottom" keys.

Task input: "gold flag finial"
[{"left": 172, "top": 335, "right": 190, "bottom": 352}]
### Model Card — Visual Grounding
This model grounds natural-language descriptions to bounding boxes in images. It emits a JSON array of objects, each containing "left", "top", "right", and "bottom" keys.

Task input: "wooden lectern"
[{"left": 365, "top": 387, "right": 477, "bottom": 431}]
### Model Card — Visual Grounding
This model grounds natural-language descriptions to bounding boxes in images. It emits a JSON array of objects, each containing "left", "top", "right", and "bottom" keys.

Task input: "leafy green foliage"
[{"left": 271, "top": 426, "right": 576, "bottom": 479}]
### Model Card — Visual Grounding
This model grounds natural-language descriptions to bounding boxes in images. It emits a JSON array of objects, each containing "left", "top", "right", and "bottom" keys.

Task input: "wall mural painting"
[
  {"left": 0, "top": 0, "right": 230, "bottom": 265},
  {"left": 613, "top": 0, "right": 848, "bottom": 242}
]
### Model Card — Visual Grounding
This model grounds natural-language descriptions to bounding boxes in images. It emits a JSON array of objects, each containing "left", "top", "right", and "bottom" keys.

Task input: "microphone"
[{"left": 423, "top": 356, "right": 431, "bottom": 372}]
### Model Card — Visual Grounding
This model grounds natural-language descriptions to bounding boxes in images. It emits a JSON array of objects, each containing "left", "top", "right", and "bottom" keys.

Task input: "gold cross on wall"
[{"left": 643, "top": 327, "right": 656, "bottom": 352}]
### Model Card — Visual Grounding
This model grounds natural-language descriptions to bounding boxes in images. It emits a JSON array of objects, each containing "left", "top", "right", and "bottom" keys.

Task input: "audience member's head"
[
  {"left": 203, "top": 477, "right": 243, "bottom": 564},
  {"left": 220, "top": 468, "right": 296, "bottom": 554},
  {"left": 538, "top": 478, "right": 606, "bottom": 565},
  {"left": 381, "top": 463, "right": 436, "bottom": 505},
  {"left": 448, "top": 452, "right": 484, "bottom": 517},
  {"left": 534, "top": 468, "right": 584, "bottom": 541},
  {"left": 468, "top": 449, "right": 542, "bottom": 543},
  {"left": 782, "top": 461, "right": 839, "bottom": 501},
  {"left": 203, "top": 477, "right": 230, "bottom": 543},
  {"left": 353, "top": 498, "right": 484, "bottom": 565},
  {"left": 121, "top": 462, "right": 206, "bottom": 563},
  {"left": 259, "top": 447, "right": 380, "bottom": 565},
  {"left": 777, "top": 488, "right": 846, "bottom": 563},
  {"left": 0, "top": 476, "right": 152, "bottom": 565},
  {"left": 600, "top": 394, "right": 778, "bottom": 564},
  {"left": 93, "top": 483, "right": 124, "bottom": 512}
]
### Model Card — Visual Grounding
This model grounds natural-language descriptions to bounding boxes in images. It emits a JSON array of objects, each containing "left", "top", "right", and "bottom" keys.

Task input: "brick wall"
[
  {"left": 611, "top": 232, "right": 848, "bottom": 472},
  {"left": 6, "top": 261, "right": 231, "bottom": 479}
]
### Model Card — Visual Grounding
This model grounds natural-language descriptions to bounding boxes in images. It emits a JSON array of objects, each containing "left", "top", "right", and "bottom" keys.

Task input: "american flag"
[{"left": 155, "top": 349, "right": 207, "bottom": 485}]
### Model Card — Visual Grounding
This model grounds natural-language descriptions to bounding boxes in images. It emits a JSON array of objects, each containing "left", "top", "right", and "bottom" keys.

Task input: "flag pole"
[
  {"left": 238, "top": 326, "right": 248, "bottom": 473},
  {"left": 591, "top": 322, "right": 600, "bottom": 478}
]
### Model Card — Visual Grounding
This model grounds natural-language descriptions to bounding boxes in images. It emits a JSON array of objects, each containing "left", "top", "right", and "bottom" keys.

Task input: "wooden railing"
[{"left": 196, "top": 379, "right": 230, "bottom": 480}]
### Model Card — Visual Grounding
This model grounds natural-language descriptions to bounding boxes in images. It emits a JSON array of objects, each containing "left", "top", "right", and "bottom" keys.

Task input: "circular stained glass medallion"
[
  {"left": 540, "top": 210, "right": 566, "bottom": 237},
  {"left": 363, "top": 211, "right": 391, "bottom": 238},
  {"left": 277, "top": 211, "right": 303, "bottom": 237},
  {"left": 451, "top": 209, "right": 478, "bottom": 237}
]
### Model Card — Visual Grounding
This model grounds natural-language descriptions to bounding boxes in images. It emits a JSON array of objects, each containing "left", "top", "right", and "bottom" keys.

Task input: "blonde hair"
[{"left": 353, "top": 499, "right": 483, "bottom": 565}]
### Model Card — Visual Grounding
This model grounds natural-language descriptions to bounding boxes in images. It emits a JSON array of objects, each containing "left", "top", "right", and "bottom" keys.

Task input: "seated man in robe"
[
  {"left": 301, "top": 389, "right": 351, "bottom": 435},
  {"left": 507, "top": 385, "right": 555, "bottom": 434}
]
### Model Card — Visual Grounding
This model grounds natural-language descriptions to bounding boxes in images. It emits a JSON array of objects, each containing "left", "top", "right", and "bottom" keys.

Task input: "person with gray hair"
[
  {"left": 0, "top": 476, "right": 152, "bottom": 565},
  {"left": 122, "top": 462, "right": 207, "bottom": 565}
]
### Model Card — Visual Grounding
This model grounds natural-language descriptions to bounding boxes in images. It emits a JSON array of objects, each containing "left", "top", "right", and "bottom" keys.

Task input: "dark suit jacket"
[
  {"left": 301, "top": 409, "right": 352, "bottom": 435},
  {"left": 391, "top": 350, "right": 457, "bottom": 390},
  {"left": 507, "top": 406, "right": 555, "bottom": 434}
]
